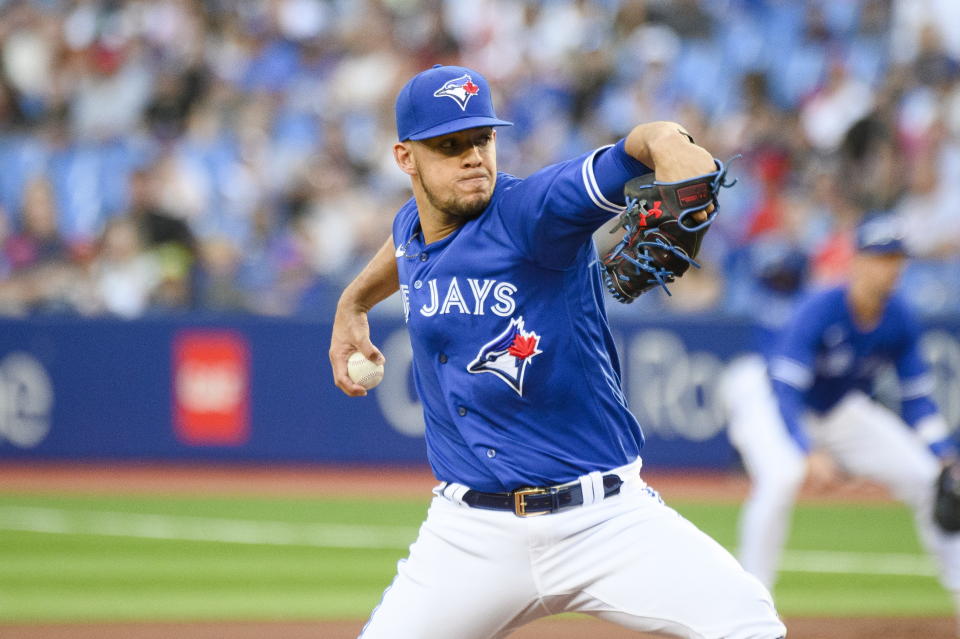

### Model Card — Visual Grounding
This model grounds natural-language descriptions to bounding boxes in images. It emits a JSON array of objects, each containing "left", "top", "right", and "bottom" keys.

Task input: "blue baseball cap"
[
  {"left": 395, "top": 64, "right": 513, "bottom": 141},
  {"left": 855, "top": 213, "right": 906, "bottom": 255}
]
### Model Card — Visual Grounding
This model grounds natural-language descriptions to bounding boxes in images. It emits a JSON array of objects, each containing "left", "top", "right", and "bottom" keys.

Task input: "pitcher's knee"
[
  {"left": 693, "top": 572, "right": 786, "bottom": 639},
  {"left": 730, "top": 598, "right": 785, "bottom": 638}
]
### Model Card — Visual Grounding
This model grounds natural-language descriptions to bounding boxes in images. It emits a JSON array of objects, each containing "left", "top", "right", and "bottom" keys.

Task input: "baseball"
[{"left": 347, "top": 352, "right": 384, "bottom": 390}]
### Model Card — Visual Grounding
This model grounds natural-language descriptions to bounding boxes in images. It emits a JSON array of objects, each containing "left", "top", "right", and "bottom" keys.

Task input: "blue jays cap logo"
[
  {"left": 433, "top": 74, "right": 481, "bottom": 111},
  {"left": 396, "top": 65, "right": 513, "bottom": 141},
  {"left": 467, "top": 317, "right": 542, "bottom": 396}
]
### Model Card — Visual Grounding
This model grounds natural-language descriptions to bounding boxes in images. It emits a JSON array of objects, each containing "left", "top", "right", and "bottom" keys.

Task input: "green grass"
[
  {"left": 0, "top": 493, "right": 950, "bottom": 623},
  {"left": 675, "top": 501, "right": 952, "bottom": 616}
]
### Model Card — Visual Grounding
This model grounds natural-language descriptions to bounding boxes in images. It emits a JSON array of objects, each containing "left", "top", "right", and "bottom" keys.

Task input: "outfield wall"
[{"left": 0, "top": 315, "right": 958, "bottom": 469}]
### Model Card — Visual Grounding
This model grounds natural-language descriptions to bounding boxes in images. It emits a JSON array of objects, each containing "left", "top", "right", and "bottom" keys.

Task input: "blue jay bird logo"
[
  {"left": 467, "top": 317, "right": 542, "bottom": 396},
  {"left": 433, "top": 74, "right": 481, "bottom": 111}
]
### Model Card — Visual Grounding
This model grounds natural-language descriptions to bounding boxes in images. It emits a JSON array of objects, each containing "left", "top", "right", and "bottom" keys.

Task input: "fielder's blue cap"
[
  {"left": 395, "top": 64, "right": 513, "bottom": 141},
  {"left": 855, "top": 213, "right": 906, "bottom": 255}
]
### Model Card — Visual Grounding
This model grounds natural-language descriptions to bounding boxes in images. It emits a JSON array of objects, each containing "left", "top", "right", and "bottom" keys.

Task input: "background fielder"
[
  {"left": 330, "top": 64, "right": 785, "bottom": 639},
  {"left": 720, "top": 214, "right": 960, "bottom": 627}
]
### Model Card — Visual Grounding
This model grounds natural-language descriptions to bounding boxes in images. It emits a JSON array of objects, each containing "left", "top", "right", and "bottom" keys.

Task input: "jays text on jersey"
[
  {"left": 392, "top": 140, "right": 651, "bottom": 492},
  {"left": 767, "top": 286, "right": 940, "bottom": 452}
]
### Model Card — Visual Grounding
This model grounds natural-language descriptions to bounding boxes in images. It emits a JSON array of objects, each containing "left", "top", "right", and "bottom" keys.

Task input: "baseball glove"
[
  {"left": 934, "top": 459, "right": 960, "bottom": 533},
  {"left": 602, "top": 158, "right": 737, "bottom": 302}
]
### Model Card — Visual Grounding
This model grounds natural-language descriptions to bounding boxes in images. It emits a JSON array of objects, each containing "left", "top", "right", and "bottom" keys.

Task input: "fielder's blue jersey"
[
  {"left": 392, "top": 140, "right": 650, "bottom": 492},
  {"left": 767, "top": 286, "right": 938, "bottom": 452}
]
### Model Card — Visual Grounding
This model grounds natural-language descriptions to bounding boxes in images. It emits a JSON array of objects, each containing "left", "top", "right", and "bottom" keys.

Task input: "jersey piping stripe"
[
  {"left": 581, "top": 145, "right": 627, "bottom": 214},
  {"left": 900, "top": 374, "right": 935, "bottom": 400},
  {"left": 769, "top": 356, "right": 812, "bottom": 390}
]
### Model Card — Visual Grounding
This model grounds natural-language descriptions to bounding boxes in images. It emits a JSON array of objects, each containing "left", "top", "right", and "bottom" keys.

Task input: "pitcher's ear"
[{"left": 393, "top": 142, "right": 416, "bottom": 176}]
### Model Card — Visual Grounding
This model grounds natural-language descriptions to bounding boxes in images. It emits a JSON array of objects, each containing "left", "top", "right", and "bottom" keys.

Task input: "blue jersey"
[
  {"left": 767, "top": 286, "right": 938, "bottom": 452},
  {"left": 392, "top": 140, "right": 650, "bottom": 492}
]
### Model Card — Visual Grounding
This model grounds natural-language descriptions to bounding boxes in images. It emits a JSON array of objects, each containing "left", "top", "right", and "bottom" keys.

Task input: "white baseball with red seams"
[{"left": 348, "top": 352, "right": 384, "bottom": 390}]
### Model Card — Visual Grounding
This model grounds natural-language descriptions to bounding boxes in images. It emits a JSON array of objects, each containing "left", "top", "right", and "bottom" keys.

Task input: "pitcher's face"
[{"left": 397, "top": 127, "right": 497, "bottom": 222}]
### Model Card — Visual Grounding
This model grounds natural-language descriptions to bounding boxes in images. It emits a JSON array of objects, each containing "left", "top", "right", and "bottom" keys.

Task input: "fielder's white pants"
[
  {"left": 721, "top": 355, "right": 960, "bottom": 592},
  {"left": 359, "top": 458, "right": 785, "bottom": 639}
]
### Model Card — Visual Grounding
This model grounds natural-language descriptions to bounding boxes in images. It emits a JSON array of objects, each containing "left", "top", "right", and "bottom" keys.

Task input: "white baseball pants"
[
  {"left": 721, "top": 355, "right": 960, "bottom": 592},
  {"left": 359, "top": 458, "right": 785, "bottom": 639}
]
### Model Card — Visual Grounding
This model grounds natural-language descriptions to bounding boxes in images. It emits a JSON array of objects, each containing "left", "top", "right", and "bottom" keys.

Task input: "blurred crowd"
[{"left": 0, "top": 0, "right": 957, "bottom": 319}]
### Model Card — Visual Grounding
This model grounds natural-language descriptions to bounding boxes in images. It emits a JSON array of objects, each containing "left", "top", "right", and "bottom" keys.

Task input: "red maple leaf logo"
[
  {"left": 638, "top": 201, "right": 663, "bottom": 227},
  {"left": 462, "top": 80, "right": 479, "bottom": 95},
  {"left": 508, "top": 334, "right": 538, "bottom": 359}
]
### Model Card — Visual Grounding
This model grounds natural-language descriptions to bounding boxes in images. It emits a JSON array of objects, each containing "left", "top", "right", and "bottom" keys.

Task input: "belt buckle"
[{"left": 513, "top": 487, "right": 550, "bottom": 517}]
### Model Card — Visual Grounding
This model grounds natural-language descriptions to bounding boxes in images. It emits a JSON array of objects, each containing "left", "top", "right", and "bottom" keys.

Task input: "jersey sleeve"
[
  {"left": 890, "top": 300, "right": 952, "bottom": 455},
  {"left": 767, "top": 297, "right": 827, "bottom": 453},
  {"left": 495, "top": 139, "right": 651, "bottom": 269}
]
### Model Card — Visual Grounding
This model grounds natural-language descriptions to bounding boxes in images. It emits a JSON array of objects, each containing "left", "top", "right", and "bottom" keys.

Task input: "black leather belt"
[{"left": 462, "top": 474, "right": 623, "bottom": 517}]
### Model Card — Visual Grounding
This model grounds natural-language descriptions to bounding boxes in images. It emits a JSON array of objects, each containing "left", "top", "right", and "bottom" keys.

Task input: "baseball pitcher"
[{"left": 330, "top": 64, "right": 785, "bottom": 639}]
